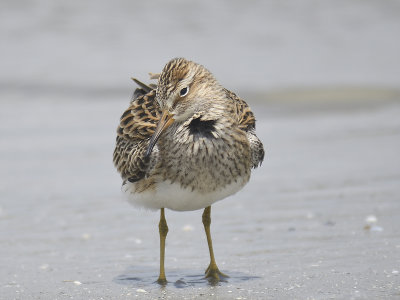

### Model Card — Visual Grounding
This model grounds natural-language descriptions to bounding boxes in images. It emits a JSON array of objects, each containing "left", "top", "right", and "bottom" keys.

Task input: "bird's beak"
[{"left": 146, "top": 109, "right": 175, "bottom": 157}]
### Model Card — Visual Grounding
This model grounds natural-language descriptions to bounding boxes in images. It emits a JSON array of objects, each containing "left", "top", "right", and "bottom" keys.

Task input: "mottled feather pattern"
[
  {"left": 224, "top": 89, "right": 264, "bottom": 168},
  {"left": 113, "top": 88, "right": 161, "bottom": 182},
  {"left": 224, "top": 89, "right": 256, "bottom": 131},
  {"left": 118, "top": 89, "right": 160, "bottom": 140},
  {"left": 114, "top": 58, "right": 264, "bottom": 204}
]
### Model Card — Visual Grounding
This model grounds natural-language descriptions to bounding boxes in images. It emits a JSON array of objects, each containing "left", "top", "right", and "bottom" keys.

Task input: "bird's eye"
[{"left": 179, "top": 87, "right": 189, "bottom": 97}]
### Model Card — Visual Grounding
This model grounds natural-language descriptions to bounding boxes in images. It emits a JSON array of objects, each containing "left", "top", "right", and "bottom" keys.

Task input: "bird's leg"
[
  {"left": 157, "top": 208, "right": 168, "bottom": 285},
  {"left": 202, "top": 206, "right": 228, "bottom": 281}
]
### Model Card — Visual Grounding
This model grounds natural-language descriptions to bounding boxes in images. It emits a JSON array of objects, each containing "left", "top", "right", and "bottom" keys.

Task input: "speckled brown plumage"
[
  {"left": 114, "top": 59, "right": 264, "bottom": 191},
  {"left": 113, "top": 89, "right": 160, "bottom": 182},
  {"left": 113, "top": 58, "right": 264, "bottom": 283}
]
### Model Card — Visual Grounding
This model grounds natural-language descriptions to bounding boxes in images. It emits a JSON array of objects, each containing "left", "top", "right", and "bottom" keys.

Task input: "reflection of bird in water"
[{"left": 113, "top": 58, "right": 264, "bottom": 284}]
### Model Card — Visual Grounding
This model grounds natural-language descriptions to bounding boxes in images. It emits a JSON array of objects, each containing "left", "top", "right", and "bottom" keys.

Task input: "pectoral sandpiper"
[{"left": 113, "top": 58, "right": 264, "bottom": 284}]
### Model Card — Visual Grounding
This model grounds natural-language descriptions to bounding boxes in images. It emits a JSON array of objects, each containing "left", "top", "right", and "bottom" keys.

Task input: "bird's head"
[{"left": 146, "top": 58, "right": 224, "bottom": 157}]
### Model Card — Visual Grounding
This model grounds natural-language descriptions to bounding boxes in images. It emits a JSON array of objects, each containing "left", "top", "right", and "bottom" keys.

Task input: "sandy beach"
[{"left": 1, "top": 91, "right": 399, "bottom": 299}]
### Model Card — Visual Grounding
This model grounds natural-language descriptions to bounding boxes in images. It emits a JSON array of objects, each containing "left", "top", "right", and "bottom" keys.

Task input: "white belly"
[{"left": 123, "top": 177, "right": 248, "bottom": 211}]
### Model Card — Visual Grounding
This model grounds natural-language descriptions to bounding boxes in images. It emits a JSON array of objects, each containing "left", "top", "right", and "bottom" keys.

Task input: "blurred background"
[
  {"left": 2, "top": 0, "right": 400, "bottom": 94},
  {"left": 1, "top": 0, "right": 400, "bottom": 298}
]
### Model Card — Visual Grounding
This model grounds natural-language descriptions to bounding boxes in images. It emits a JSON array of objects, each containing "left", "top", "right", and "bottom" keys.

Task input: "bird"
[{"left": 113, "top": 58, "right": 264, "bottom": 284}]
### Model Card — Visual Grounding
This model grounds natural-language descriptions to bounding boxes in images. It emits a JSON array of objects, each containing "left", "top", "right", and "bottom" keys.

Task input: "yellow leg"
[
  {"left": 157, "top": 208, "right": 168, "bottom": 285},
  {"left": 202, "top": 206, "right": 228, "bottom": 281}
]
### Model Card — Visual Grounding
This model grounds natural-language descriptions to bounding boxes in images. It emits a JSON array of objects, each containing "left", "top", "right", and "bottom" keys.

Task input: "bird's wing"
[
  {"left": 225, "top": 89, "right": 265, "bottom": 168},
  {"left": 224, "top": 89, "right": 255, "bottom": 130},
  {"left": 113, "top": 84, "right": 161, "bottom": 182}
]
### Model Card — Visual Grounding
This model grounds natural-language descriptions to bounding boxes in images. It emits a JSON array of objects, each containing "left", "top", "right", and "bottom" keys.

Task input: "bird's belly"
[{"left": 123, "top": 176, "right": 249, "bottom": 211}]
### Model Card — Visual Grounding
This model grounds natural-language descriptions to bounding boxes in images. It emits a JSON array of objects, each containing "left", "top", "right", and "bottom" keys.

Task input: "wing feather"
[
  {"left": 113, "top": 86, "right": 161, "bottom": 181},
  {"left": 225, "top": 89, "right": 265, "bottom": 168}
]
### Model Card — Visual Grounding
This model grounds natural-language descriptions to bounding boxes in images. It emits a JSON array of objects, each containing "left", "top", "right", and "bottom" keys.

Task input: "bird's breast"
[{"left": 157, "top": 119, "right": 252, "bottom": 193}]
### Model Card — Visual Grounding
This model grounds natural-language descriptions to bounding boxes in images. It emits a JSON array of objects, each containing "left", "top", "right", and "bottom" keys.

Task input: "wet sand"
[
  {"left": 1, "top": 1, "right": 400, "bottom": 297},
  {"left": 1, "top": 91, "right": 399, "bottom": 299}
]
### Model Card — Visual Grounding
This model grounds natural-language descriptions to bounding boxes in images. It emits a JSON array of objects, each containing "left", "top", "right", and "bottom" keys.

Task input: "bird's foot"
[
  {"left": 156, "top": 277, "right": 168, "bottom": 286},
  {"left": 204, "top": 264, "right": 229, "bottom": 282}
]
